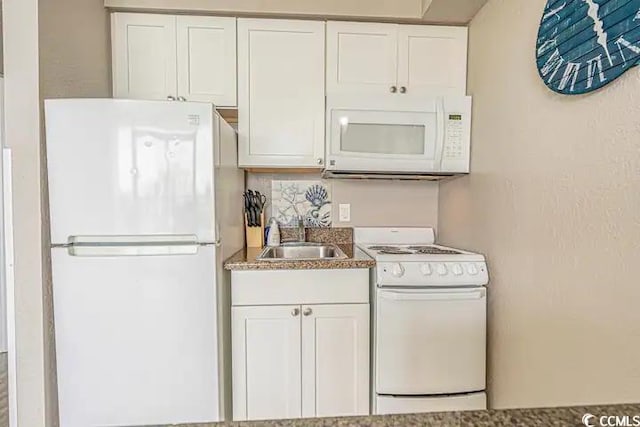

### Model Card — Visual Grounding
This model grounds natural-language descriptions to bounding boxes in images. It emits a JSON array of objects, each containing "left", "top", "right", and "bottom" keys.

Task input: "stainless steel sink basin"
[{"left": 257, "top": 243, "right": 348, "bottom": 261}]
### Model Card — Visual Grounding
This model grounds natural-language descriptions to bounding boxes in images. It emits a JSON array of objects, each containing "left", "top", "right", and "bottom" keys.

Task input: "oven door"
[
  {"left": 375, "top": 287, "right": 486, "bottom": 395},
  {"left": 326, "top": 98, "right": 444, "bottom": 174}
]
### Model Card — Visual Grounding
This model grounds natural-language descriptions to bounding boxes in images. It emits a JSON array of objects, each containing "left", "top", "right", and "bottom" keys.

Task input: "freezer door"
[
  {"left": 375, "top": 288, "right": 486, "bottom": 395},
  {"left": 52, "top": 245, "right": 220, "bottom": 426},
  {"left": 45, "top": 99, "right": 217, "bottom": 243}
]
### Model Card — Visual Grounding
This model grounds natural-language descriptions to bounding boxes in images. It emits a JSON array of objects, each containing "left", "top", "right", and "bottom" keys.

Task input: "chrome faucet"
[
  {"left": 296, "top": 216, "right": 306, "bottom": 242},
  {"left": 280, "top": 216, "right": 307, "bottom": 245}
]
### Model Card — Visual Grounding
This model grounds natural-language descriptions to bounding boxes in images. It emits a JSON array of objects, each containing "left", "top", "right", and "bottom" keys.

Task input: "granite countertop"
[
  {"left": 174, "top": 404, "right": 640, "bottom": 427},
  {"left": 224, "top": 227, "right": 375, "bottom": 271}
]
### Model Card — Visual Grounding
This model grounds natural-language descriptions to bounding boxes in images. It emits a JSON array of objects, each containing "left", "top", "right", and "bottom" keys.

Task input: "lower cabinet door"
[
  {"left": 232, "top": 305, "right": 302, "bottom": 421},
  {"left": 301, "top": 304, "right": 370, "bottom": 418}
]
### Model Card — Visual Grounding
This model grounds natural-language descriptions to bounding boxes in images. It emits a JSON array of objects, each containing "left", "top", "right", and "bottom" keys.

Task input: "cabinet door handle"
[
  {"left": 303, "top": 308, "right": 312, "bottom": 316},
  {"left": 390, "top": 86, "right": 397, "bottom": 93},
  {"left": 399, "top": 86, "right": 407, "bottom": 94},
  {"left": 167, "top": 95, "right": 176, "bottom": 101},
  {"left": 317, "top": 158, "right": 323, "bottom": 165},
  {"left": 291, "top": 308, "right": 300, "bottom": 317},
  {"left": 177, "top": 96, "right": 187, "bottom": 102}
]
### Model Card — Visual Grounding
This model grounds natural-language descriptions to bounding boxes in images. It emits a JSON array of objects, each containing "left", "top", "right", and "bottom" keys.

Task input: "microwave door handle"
[{"left": 434, "top": 98, "right": 446, "bottom": 171}]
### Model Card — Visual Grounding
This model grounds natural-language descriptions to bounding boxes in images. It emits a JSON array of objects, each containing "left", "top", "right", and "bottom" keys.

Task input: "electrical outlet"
[{"left": 339, "top": 204, "right": 351, "bottom": 222}]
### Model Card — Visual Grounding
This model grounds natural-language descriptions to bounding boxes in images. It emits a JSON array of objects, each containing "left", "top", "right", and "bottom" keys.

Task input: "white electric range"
[{"left": 355, "top": 227, "right": 489, "bottom": 415}]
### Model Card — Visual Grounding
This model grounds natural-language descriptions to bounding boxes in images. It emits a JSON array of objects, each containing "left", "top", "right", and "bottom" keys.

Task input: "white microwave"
[{"left": 325, "top": 95, "right": 472, "bottom": 178}]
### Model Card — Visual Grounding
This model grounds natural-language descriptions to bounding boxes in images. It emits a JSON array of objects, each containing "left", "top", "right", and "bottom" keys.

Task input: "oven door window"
[
  {"left": 332, "top": 110, "right": 437, "bottom": 159},
  {"left": 375, "top": 288, "right": 486, "bottom": 395}
]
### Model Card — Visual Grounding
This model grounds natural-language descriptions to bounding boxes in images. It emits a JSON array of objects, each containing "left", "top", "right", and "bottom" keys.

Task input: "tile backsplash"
[
  {"left": 247, "top": 172, "right": 440, "bottom": 230},
  {"left": 272, "top": 180, "right": 332, "bottom": 227}
]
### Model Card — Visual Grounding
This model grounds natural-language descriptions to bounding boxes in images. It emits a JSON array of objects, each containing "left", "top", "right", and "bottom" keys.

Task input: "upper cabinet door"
[
  {"left": 112, "top": 13, "right": 177, "bottom": 100},
  {"left": 176, "top": 16, "right": 237, "bottom": 107},
  {"left": 238, "top": 19, "right": 325, "bottom": 168},
  {"left": 301, "top": 304, "right": 370, "bottom": 418},
  {"left": 397, "top": 25, "right": 468, "bottom": 97},
  {"left": 326, "top": 21, "right": 398, "bottom": 96}
]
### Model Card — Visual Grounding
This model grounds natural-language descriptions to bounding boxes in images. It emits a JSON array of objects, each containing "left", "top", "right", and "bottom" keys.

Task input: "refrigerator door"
[
  {"left": 52, "top": 245, "right": 220, "bottom": 426},
  {"left": 45, "top": 99, "right": 217, "bottom": 244}
]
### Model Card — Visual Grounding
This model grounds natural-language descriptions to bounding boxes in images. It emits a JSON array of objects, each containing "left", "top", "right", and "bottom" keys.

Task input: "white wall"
[
  {"left": 439, "top": 0, "right": 640, "bottom": 409},
  {"left": 2, "top": 0, "right": 47, "bottom": 425}
]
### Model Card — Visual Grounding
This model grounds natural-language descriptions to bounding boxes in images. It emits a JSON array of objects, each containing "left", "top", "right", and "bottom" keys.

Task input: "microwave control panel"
[{"left": 444, "top": 114, "right": 465, "bottom": 159}]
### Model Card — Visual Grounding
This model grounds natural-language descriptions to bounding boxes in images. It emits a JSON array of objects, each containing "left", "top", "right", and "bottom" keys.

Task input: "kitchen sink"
[{"left": 257, "top": 243, "right": 348, "bottom": 261}]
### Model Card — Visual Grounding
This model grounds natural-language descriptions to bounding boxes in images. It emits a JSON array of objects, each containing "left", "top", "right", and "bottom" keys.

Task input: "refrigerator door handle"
[{"left": 58, "top": 235, "right": 203, "bottom": 257}]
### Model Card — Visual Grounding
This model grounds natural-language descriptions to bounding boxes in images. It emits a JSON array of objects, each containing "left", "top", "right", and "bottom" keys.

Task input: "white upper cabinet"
[
  {"left": 112, "top": 13, "right": 177, "bottom": 101},
  {"left": 326, "top": 21, "right": 398, "bottom": 95},
  {"left": 237, "top": 19, "right": 325, "bottom": 168},
  {"left": 327, "top": 21, "right": 468, "bottom": 97},
  {"left": 397, "top": 25, "right": 468, "bottom": 97},
  {"left": 176, "top": 16, "right": 237, "bottom": 106},
  {"left": 112, "top": 13, "right": 237, "bottom": 106}
]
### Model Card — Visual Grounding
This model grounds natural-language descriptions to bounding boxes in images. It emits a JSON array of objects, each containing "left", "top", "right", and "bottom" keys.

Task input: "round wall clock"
[{"left": 536, "top": 0, "right": 640, "bottom": 95}]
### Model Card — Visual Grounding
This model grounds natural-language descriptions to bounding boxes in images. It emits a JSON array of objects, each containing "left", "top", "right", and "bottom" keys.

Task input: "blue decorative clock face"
[{"left": 536, "top": 0, "right": 640, "bottom": 95}]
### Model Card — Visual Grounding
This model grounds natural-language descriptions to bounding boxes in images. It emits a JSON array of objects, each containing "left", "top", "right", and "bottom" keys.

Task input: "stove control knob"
[
  {"left": 391, "top": 263, "right": 405, "bottom": 278},
  {"left": 467, "top": 264, "right": 479, "bottom": 276},
  {"left": 437, "top": 263, "right": 448, "bottom": 276},
  {"left": 420, "top": 263, "right": 433, "bottom": 276},
  {"left": 452, "top": 264, "right": 464, "bottom": 276}
]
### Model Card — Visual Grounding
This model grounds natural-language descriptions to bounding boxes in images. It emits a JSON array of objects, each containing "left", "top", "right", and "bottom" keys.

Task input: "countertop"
[
  {"left": 224, "top": 244, "right": 375, "bottom": 271},
  {"left": 224, "top": 227, "right": 376, "bottom": 271},
  {"left": 174, "top": 404, "right": 640, "bottom": 426}
]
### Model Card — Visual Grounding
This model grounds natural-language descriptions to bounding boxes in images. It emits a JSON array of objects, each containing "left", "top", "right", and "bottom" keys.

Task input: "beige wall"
[
  {"left": 248, "top": 173, "right": 439, "bottom": 229},
  {"left": 104, "top": 0, "right": 487, "bottom": 23},
  {"left": 0, "top": 2, "right": 3, "bottom": 75},
  {"left": 40, "top": 0, "right": 112, "bottom": 98},
  {"left": 104, "top": 0, "right": 423, "bottom": 19},
  {"left": 422, "top": 0, "right": 487, "bottom": 23},
  {"left": 439, "top": 0, "right": 640, "bottom": 409}
]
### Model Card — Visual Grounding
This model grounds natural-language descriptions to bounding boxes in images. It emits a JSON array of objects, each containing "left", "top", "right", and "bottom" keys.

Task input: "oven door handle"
[{"left": 379, "top": 289, "right": 485, "bottom": 301}]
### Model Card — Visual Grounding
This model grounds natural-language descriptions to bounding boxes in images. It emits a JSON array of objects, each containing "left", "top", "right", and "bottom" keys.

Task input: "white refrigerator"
[{"left": 45, "top": 99, "right": 244, "bottom": 426}]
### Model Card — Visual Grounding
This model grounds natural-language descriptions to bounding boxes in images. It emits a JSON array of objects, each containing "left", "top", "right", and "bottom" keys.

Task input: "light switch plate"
[{"left": 339, "top": 204, "right": 351, "bottom": 222}]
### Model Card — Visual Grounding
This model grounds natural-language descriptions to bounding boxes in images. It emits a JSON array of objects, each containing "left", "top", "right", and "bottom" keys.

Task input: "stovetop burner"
[
  {"left": 378, "top": 249, "right": 413, "bottom": 255},
  {"left": 368, "top": 245, "right": 402, "bottom": 251},
  {"left": 367, "top": 245, "right": 463, "bottom": 255},
  {"left": 408, "top": 246, "right": 463, "bottom": 255}
]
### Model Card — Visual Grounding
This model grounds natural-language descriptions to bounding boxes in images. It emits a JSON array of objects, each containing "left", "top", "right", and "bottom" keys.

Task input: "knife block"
[{"left": 245, "top": 212, "right": 265, "bottom": 248}]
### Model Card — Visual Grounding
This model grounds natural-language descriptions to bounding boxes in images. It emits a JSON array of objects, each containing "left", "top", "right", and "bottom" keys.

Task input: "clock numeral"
[
  {"left": 614, "top": 36, "right": 640, "bottom": 66},
  {"left": 558, "top": 62, "right": 580, "bottom": 92},
  {"left": 541, "top": 49, "right": 565, "bottom": 83},
  {"left": 586, "top": 55, "right": 606, "bottom": 89},
  {"left": 537, "top": 38, "right": 557, "bottom": 56},
  {"left": 543, "top": 2, "right": 566, "bottom": 22}
]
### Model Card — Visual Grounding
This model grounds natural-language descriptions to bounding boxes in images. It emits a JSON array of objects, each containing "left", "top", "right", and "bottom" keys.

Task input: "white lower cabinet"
[
  {"left": 232, "top": 305, "right": 302, "bottom": 421},
  {"left": 231, "top": 269, "right": 370, "bottom": 421},
  {"left": 232, "top": 303, "right": 369, "bottom": 421},
  {"left": 301, "top": 304, "right": 369, "bottom": 418}
]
